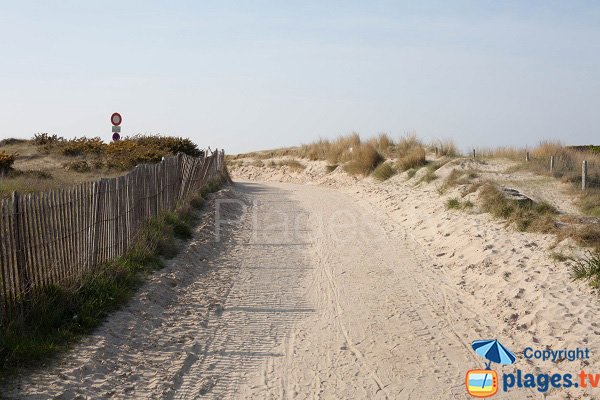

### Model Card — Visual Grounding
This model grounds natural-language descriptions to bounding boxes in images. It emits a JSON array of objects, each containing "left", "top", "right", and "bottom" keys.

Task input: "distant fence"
[
  {"left": 0, "top": 150, "right": 226, "bottom": 322},
  {"left": 469, "top": 149, "right": 600, "bottom": 191}
]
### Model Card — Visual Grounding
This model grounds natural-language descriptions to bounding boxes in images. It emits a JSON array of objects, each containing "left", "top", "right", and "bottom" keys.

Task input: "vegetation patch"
[
  {"left": 479, "top": 184, "right": 558, "bottom": 233},
  {"left": 371, "top": 162, "right": 396, "bottom": 181},
  {"left": 343, "top": 143, "right": 384, "bottom": 176},
  {"left": 570, "top": 251, "right": 600, "bottom": 288},
  {"left": 0, "top": 151, "right": 17, "bottom": 173},
  {"left": 445, "top": 197, "right": 474, "bottom": 210}
]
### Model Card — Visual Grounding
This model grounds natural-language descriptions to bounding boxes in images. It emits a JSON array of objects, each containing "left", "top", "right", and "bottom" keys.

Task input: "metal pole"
[{"left": 582, "top": 160, "right": 588, "bottom": 191}]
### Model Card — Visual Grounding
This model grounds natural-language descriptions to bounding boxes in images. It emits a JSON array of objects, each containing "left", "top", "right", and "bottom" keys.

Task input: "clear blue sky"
[{"left": 1, "top": 1, "right": 599, "bottom": 153}]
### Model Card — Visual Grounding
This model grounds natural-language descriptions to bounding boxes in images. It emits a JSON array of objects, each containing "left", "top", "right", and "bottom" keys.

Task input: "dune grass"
[
  {"left": 371, "top": 162, "right": 396, "bottom": 181},
  {"left": 432, "top": 138, "right": 460, "bottom": 157},
  {"left": 0, "top": 179, "right": 223, "bottom": 373},
  {"left": 570, "top": 251, "right": 600, "bottom": 288},
  {"left": 479, "top": 184, "right": 558, "bottom": 233},
  {"left": 445, "top": 197, "right": 474, "bottom": 210}
]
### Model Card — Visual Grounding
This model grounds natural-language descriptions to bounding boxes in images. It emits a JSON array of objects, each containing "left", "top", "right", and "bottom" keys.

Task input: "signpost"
[{"left": 111, "top": 112, "right": 122, "bottom": 141}]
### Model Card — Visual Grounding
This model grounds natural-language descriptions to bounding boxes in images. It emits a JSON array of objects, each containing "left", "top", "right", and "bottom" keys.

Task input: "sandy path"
[{"left": 4, "top": 181, "right": 543, "bottom": 399}]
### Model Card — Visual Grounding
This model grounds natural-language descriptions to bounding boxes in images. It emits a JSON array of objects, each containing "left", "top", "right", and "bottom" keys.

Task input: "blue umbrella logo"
[{"left": 471, "top": 339, "right": 516, "bottom": 390}]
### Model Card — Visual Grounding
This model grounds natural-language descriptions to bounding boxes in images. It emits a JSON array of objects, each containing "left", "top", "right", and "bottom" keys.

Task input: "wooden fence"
[{"left": 0, "top": 150, "right": 226, "bottom": 322}]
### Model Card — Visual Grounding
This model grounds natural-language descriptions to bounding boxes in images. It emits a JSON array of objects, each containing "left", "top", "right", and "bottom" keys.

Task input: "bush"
[
  {"left": 62, "top": 137, "right": 106, "bottom": 157},
  {"left": 0, "top": 151, "right": 17, "bottom": 173},
  {"left": 372, "top": 162, "right": 396, "bottom": 181},
  {"left": 105, "top": 140, "right": 167, "bottom": 170},
  {"left": 127, "top": 135, "right": 202, "bottom": 157},
  {"left": 32, "top": 133, "right": 64, "bottom": 146}
]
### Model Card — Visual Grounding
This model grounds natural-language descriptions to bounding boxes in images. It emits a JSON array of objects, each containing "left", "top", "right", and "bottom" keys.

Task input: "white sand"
[{"left": 3, "top": 158, "right": 599, "bottom": 399}]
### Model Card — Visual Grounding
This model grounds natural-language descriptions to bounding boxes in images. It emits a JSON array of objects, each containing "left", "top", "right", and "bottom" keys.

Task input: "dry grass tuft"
[
  {"left": 433, "top": 138, "right": 459, "bottom": 157},
  {"left": 343, "top": 143, "right": 384, "bottom": 176},
  {"left": 395, "top": 134, "right": 427, "bottom": 171},
  {"left": 368, "top": 133, "right": 395, "bottom": 157}
]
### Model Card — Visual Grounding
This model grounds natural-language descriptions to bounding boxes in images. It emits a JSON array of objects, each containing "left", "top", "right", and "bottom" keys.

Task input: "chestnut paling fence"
[{"left": 0, "top": 150, "right": 226, "bottom": 323}]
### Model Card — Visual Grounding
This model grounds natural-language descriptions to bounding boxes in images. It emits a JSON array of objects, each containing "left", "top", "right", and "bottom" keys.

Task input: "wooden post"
[
  {"left": 582, "top": 160, "right": 588, "bottom": 191},
  {"left": 472, "top": 149, "right": 476, "bottom": 159},
  {"left": 12, "top": 192, "right": 30, "bottom": 299},
  {"left": 550, "top": 156, "right": 554, "bottom": 171},
  {"left": 525, "top": 151, "right": 530, "bottom": 162}
]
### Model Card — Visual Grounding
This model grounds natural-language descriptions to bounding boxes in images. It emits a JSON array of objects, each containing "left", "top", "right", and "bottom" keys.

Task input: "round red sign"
[{"left": 111, "top": 112, "right": 122, "bottom": 126}]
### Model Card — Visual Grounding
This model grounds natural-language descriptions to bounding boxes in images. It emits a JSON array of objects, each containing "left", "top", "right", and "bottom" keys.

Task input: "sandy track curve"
[{"left": 3, "top": 182, "right": 537, "bottom": 399}]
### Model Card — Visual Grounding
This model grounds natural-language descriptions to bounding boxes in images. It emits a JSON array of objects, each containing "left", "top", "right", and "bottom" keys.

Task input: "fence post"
[
  {"left": 472, "top": 149, "right": 476, "bottom": 159},
  {"left": 525, "top": 151, "right": 530, "bottom": 162},
  {"left": 12, "top": 192, "right": 30, "bottom": 299},
  {"left": 582, "top": 160, "right": 588, "bottom": 191},
  {"left": 550, "top": 156, "right": 554, "bottom": 172}
]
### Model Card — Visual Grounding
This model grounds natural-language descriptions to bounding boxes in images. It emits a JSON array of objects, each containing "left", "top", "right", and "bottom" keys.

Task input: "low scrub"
[
  {"left": 479, "top": 184, "right": 558, "bottom": 233},
  {"left": 371, "top": 162, "right": 396, "bottom": 181}
]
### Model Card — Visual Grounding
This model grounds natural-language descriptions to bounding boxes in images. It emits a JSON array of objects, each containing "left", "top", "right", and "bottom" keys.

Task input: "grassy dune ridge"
[
  {"left": 0, "top": 134, "right": 205, "bottom": 198},
  {"left": 228, "top": 133, "right": 600, "bottom": 287}
]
